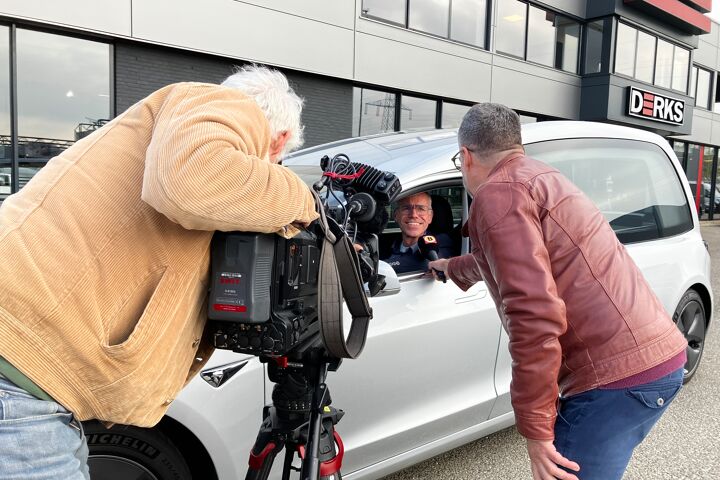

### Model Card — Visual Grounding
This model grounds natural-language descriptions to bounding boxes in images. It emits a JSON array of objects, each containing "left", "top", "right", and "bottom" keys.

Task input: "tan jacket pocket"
[{"left": 102, "top": 266, "right": 170, "bottom": 359}]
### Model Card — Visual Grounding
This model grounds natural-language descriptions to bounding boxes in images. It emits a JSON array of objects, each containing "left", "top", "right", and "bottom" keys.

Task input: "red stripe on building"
[
  {"left": 684, "top": 0, "right": 711, "bottom": 13},
  {"left": 624, "top": 0, "right": 710, "bottom": 33}
]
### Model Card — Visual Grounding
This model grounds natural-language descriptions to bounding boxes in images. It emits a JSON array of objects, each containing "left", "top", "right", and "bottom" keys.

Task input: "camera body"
[
  {"left": 207, "top": 155, "right": 401, "bottom": 359},
  {"left": 208, "top": 229, "right": 321, "bottom": 356}
]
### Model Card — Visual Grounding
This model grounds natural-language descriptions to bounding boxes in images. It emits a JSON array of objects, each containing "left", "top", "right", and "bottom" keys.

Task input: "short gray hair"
[
  {"left": 221, "top": 64, "right": 304, "bottom": 154},
  {"left": 457, "top": 103, "right": 522, "bottom": 155}
]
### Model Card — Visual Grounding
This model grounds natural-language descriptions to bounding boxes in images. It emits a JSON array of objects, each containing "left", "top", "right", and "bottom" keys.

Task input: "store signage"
[{"left": 627, "top": 86, "right": 685, "bottom": 126}]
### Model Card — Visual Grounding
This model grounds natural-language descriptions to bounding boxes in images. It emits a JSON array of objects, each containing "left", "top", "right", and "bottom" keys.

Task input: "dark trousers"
[{"left": 554, "top": 368, "right": 683, "bottom": 480}]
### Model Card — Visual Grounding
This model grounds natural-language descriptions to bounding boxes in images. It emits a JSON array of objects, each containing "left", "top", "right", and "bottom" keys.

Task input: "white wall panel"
[
  {"left": 694, "top": 38, "right": 718, "bottom": 70},
  {"left": 491, "top": 57, "right": 581, "bottom": 119},
  {"left": 678, "top": 109, "right": 713, "bottom": 144},
  {"left": 354, "top": 32, "right": 492, "bottom": 102},
  {"left": 131, "top": 0, "right": 354, "bottom": 78},
  {"left": 0, "top": 0, "right": 131, "bottom": 36},
  {"left": 232, "top": 0, "right": 355, "bottom": 29}
]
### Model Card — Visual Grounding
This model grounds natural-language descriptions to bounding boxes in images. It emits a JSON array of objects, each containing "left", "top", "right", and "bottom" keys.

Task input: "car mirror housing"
[{"left": 373, "top": 260, "right": 401, "bottom": 297}]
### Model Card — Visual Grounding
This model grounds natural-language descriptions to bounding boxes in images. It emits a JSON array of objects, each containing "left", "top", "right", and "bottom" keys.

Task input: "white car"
[{"left": 85, "top": 121, "right": 713, "bottom": 480}]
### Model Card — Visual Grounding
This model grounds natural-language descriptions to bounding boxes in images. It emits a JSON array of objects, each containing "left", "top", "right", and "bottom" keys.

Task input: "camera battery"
[{"left": 208, "top": 232, "right": 275, "bottom": 323}]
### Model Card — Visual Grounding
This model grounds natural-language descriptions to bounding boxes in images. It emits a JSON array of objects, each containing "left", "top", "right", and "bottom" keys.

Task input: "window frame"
[
  {"left": 361, "top": 0, "right": 491, "bottom": 50},
  {"left": 381, "top": 180, "right": 469, "bottom": 279},
  {"left": 495, "top": 0, "right": 581, "bottom": 74},
  {"left": 524, "top": 137, "right": 694, "bottom": 244},
  {"left": 613, "top": 20, "right": 690, "bottom": 94}
]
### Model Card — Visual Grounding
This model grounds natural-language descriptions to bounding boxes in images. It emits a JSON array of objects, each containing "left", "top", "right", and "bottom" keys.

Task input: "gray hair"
[
  {"left": 457, "top": 103, "right": 522, "bottom": 156},
  {"left": 221, "top": 64, "right": 304, "bottom": 155}
]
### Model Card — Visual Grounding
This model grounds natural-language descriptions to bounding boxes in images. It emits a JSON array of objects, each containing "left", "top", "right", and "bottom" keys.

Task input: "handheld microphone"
[{"left": 417, "top": 235, "right": 446, "bottom": 283}]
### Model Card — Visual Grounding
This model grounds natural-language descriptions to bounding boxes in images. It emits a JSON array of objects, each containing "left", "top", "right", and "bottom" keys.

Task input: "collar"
[{"left": 471, "top": 151, "right": 526, "bottom": 198}]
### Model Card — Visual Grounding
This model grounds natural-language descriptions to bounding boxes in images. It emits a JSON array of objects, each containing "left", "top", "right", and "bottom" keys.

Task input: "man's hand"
[
  {"left": 427, "top": 258, "right": 449, "bottom": 281},
  {"left": 526, "top": 439, "right": 579, "bottom": 480}
]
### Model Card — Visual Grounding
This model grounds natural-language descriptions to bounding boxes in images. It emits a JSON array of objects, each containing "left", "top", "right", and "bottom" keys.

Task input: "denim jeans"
[
  {"left": 0, "top": 376, "right": 90, "bottom": 480},
  {"left": 554, "top": 368, "right": 684, "bottom": 480}
]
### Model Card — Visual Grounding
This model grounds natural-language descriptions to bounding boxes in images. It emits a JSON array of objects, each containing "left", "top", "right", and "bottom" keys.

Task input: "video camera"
[
  {"left": 206, "top": 153, "right": 401, "bottom": 358},
  {"left": 204, "top": 154, "right": 402, "bottom": 480}
]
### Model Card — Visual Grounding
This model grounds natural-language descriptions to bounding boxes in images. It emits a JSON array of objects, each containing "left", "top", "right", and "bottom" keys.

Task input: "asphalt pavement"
[{"left": 381, "top": 223, "right": 720, "bottom": 480}]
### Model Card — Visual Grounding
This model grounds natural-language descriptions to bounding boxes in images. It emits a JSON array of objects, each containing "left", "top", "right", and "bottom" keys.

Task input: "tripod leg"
[{"left": 246, "top": 413, "right": 284, "bottom": 480}]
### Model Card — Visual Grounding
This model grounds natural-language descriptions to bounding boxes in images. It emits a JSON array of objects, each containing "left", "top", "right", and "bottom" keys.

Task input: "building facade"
[{"left": 2, "top": 0, "right": 720, "bottom": 218}]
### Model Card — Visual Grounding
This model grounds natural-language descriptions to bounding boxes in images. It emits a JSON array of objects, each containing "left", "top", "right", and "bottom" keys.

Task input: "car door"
[{"left": 328, "top": 184, "right": 502, "bottom": 473}]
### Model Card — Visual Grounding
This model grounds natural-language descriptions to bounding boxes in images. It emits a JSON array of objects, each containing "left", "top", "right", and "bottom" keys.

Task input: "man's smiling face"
[{"left": 394, "top": 192, "right": 434, "bottom": 247}]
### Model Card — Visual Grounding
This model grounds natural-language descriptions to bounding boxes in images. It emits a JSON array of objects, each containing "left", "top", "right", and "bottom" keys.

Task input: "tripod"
[{"left": 246, "top": 348, "right": 345, "bottom": 480}]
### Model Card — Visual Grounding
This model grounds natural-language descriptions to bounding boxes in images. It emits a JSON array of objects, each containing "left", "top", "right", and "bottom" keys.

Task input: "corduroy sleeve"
[
  {"left": 478, "top": 182, "right": 566, "bottom": 441},
  {"left": 141, "top": 84, "right": 318, "bottom": 237}
]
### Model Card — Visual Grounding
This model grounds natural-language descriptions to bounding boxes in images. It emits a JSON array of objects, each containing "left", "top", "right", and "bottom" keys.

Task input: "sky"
[{"left": 710, "top": 1, "right": 720, "bottom": 23}]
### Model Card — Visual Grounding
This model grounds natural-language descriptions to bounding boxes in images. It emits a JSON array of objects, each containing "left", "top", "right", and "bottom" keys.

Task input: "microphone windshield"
[{"left": 417, "top": 235, "right": 440, "bottom": 259}]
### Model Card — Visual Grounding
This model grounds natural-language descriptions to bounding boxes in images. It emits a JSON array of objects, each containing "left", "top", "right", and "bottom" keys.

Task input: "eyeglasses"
[
  {"left": 451, "top": 147, "right": 477, "bottom": 171},
  {"left": 451, "top": 151, "right": 462, "bottom": 171},
  {"left": 398, "top": 204, "right": 432, "bottom": 215}
]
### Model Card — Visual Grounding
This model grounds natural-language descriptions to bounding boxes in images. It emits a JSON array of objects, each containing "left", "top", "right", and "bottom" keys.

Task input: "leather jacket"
[{"left": 447, "top": 153, "right": 686, "bottom": 440}]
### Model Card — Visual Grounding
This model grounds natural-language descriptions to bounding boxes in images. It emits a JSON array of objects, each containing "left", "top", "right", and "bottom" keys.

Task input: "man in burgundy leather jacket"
[{"left": 429, "top": 103, "right": 687, "bottom": 480}]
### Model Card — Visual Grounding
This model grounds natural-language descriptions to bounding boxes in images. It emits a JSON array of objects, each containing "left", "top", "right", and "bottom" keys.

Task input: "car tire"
[
  {"left": 85, "top": 421, "right": 191, "bottom": 480},
  {"left": 672, "top": 289, "right": 707, "bottom": 384}
]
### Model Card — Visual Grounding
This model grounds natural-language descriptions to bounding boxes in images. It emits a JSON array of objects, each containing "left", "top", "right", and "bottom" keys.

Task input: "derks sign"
[{"left": 627, "top": 86, "right": 685, "bottom": 125}]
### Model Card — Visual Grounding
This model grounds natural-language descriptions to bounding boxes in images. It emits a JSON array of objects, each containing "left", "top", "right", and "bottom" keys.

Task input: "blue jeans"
[
  {"left": 0, "top": 377, "right": 90, "bottom": 480},
  {"left": 554, "top": 368, "right": 683, "bottom": 480}
]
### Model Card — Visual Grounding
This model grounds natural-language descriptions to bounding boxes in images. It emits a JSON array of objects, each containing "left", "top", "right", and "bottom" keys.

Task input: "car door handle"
[{"left": 455, "top": 287, "right": 488, "bottom": 304}]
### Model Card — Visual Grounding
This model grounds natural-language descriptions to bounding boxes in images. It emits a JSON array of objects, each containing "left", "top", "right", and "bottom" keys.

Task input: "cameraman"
[{"left": 0, "top": 65, "right": 318, "bottom": 479}]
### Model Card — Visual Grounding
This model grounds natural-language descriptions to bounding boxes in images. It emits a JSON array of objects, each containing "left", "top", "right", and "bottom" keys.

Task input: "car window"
[
  {"left": 525, "top": 138, "right": 693, "bottom": 244},
  {"left": 380, "top": 186, "right": 464, "bottom": 274}
]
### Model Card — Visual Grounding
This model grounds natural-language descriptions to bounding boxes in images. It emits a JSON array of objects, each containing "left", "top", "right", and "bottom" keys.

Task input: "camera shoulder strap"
[{"left": 313, "top": 190, "right": 373, "bottom": 359}]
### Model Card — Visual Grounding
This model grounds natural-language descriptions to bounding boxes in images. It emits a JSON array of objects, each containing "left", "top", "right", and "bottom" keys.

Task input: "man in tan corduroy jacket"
[{"left": 0, "top": 65, "right": 318, "bottom": 479}]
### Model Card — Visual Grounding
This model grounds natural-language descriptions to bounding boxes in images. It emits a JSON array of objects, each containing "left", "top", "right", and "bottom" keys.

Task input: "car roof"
[{"left": 284, "top": 121, "right": 668, "bottom": 192}]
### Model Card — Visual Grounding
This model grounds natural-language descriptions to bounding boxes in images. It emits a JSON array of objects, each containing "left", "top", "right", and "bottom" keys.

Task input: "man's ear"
[
  {"left": 269, "top": 131, "right": 290, "bottom": 163},
  {"left": 462, "top": 146, "right": 475, "bottom": 169}
]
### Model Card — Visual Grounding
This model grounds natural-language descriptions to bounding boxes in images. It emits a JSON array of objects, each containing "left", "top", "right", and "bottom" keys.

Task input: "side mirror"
[{"left": 372, "top": 260, "right": 401, "bottom": 297}]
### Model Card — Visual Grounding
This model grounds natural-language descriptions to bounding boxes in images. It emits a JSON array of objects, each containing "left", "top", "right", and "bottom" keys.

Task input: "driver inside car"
[{"left": 383, "top": 192, "right": 454, "bottom": 274}]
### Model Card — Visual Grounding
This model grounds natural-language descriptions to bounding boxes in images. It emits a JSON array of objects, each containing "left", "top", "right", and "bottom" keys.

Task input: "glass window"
[
  {"left": 714, "top": 73, "right": 720, "bottom": 113},
  {"left": 556, "top": 17, "right": 580, "bottom": 73},
  {"left": 441, "top": 102, "right": 470, "bottom": 128},
  {"left": 672, "top": 46, "right": 689, "bottom": 92},
  {"left": 450, "top": 0, "right": 487, "bottom": 47},
  {"left": 689, "top": 66, "right": 697, "bottom": 99},
  {"left": 361, "top": 0, "right": 407, "bottom": 25},
  {"left": 527, "top": 5, "right": 555, "bottom": 67},
  {"left": 584, "top": 20, "right": 605, "bottom": 74},
  {"left": 715, "top": 150, "right": 720, "bottom": 219},
  {"left": 655, "top": 39, "right": 674, "bottom": 89},
  {"left": 16, "top": 29, "right": 110, "bottom": 189},
  {"left": 635, "top": 31, "right": 656, "bottom": 84},
  {"left": 526, "top": 138, "right": 693, "bottom": 243},
  {"left": 686, "top": 143, "right": 702, "bottom": 213},
  {"left": 400, "top": 95, "right": 437, "bottom": 131},
  {"left": 615, "top": 23, "right": 636, "bottom": 77},
  {"left": 699, "top": 146, "right": 715, "bottom": 220},
  {"left": 672, "top": 141, "right": 686, "bottom": 168},
  {"left": 352, "top": 88, "right": 397, "bottom": 136},
  {"left": 696, "top": 68, "right": 711, "bottom": 110},
  {"left": 0, "top": 26, "right": 10, "bottom": 201},
  {"left": 409, "top": 0, "right": 450, "bottom": 37},
  {"left": 496, "top": 0, "right": 526, "bottom": 58}
]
